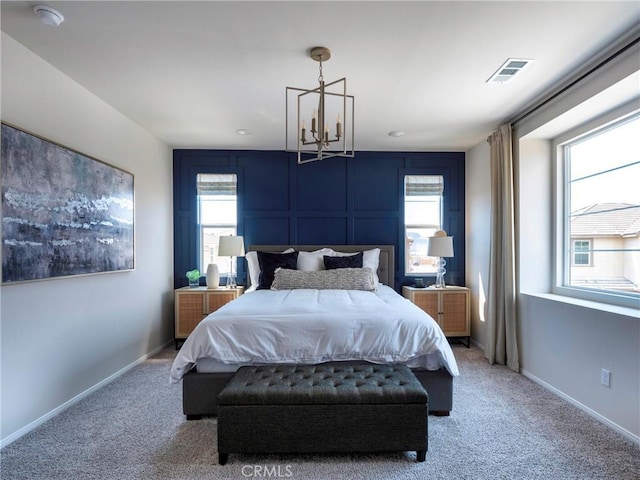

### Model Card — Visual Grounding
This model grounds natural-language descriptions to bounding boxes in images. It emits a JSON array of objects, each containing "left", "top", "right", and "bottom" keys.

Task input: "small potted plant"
[{"left": 186, "top": 269, "right": 201, "bottom": 288}]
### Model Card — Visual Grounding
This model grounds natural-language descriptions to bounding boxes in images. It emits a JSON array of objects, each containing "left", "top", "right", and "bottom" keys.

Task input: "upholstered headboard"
[{"left": 248, "top": 245, "right": 395, "bottom": 289}]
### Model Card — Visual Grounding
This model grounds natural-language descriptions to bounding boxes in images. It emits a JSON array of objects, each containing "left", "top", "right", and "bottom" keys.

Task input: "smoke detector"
[
  {"left": 33, "top": 5, "right": 64, "bottom": 26},
  {"left": 487, "top": 58, "right": 533, "bottom": 84}
]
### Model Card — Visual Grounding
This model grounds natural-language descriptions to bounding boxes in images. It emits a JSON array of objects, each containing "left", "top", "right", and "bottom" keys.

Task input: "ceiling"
[{"left": 1, "top": 1, "right": 639, "bottom": 151}]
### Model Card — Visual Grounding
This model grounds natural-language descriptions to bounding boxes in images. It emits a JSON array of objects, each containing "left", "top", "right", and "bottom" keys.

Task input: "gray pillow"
[{"left": 271, "top": 267, "right": 376, "bottom": 291}]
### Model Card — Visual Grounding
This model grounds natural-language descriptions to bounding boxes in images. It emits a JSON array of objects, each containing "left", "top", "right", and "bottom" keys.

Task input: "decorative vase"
[{"left": 206, "top": 264, "right": 220, "bottom": 289}]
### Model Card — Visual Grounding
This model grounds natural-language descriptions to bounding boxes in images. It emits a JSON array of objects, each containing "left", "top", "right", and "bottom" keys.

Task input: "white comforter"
[{"left": 170, "top": 285, "right": 459, "bottom": 383}]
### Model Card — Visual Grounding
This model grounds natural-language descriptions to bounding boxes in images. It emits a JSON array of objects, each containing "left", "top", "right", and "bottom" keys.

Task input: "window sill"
[{"left": 522, "top": 292, "right": 640, "bottom": 319}]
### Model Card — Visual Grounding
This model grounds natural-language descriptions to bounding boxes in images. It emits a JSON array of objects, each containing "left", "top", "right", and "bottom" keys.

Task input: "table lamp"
[
  {"left": 427, "top": 230, "right": 454, "bottom": 288},
  {"left": 218, "top": 235, "right": 245, "bottom": 288}
]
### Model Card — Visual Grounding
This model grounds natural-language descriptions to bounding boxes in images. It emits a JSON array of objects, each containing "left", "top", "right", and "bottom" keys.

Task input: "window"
[
  {"left": 559, "top": 113, "right": 640, "bottom": 302},
  {"left": 197, "top": 174, "right": 237, "bottom": 275},
  {"left": 404, "top": 175, "right": 443, "bottom": 275},
  {"left": 572, "top": 239, "right": 592, "bottom": 266}
]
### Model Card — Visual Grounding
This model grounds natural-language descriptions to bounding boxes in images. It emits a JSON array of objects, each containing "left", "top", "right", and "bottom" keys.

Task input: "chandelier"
[{"left": 286, "top": 47, "right": 354, "bottom": 164}]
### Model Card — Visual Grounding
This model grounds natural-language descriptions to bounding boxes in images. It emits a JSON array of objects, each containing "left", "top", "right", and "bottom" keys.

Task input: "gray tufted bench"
[{"left": 217, "top": 363, "right": 428, "bottom": 464}]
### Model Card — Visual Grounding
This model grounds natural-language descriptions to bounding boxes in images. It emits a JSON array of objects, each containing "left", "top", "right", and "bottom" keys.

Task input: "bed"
[{"left": 170, "top": 245, "right": 459, "bottom": 417}]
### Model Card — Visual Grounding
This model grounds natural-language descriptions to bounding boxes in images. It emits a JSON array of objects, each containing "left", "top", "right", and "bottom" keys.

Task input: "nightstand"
[
  {"left": 174, "top": 286, "right": 244, "bottom": 348},
  {"left": 403, "top": 285, "right": 470, "bottom": 347}
]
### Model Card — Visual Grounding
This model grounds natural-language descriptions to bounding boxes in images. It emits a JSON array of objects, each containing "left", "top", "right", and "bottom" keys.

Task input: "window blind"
[
  {"left": 405, "top": 175, "right": 444, "bottom": 196},
  {"left": 197, "top": 174, "right": 237, "bottom": 196}
]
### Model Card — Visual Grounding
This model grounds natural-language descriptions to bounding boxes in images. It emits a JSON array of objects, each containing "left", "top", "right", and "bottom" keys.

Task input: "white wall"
[
  {"left": 467, "top": 136, "right": 640, "bottom": 442},
  {"left": 572, "top": 238, "right": 625, "bottom": 281},
  {"left": 465, "top": 35, "right": 640, "bottom": 442},
  {"left": 623, "top": 236, "right": 640, "bottom": 285},
  {"left": 519, "top": 295, "right": 639, "bottom": 438},
  {"left": 517, "top": 134, "right": 639, "bottom": 441},
  {"left": 1, "top": 33, "right": 174, "bottom": 446},
  {"left": 517, "top": 138, "right": 553, "bottom": 294},
  {"left": 465, "top": 140, "right": 491, "bottom": 350}
]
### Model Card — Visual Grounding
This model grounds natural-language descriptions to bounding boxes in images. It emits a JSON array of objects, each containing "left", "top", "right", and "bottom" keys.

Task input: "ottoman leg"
[
  {"left": 416, "top": 450, "right": 426, "bottom": 462},
  {"left": 219, "top": 453, "right": 229, "bottom": 465}
]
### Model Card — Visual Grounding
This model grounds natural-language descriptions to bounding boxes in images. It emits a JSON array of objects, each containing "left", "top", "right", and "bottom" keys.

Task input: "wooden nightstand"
[
  {"left": 174, "top": 286, "right": 244, "bottom": 348},
  {"left": 403, "top": 285, "right": 470, "bottom": 347}
]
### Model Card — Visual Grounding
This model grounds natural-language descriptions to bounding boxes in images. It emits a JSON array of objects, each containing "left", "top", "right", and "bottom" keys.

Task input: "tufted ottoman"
[{"left": 217, "top": 363, "right": 428, "bottom": 464}]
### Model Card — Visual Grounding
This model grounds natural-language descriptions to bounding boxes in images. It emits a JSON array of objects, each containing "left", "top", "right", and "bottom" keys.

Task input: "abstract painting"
[{"left": 1, "top": 123, "right": 134, "bottom": 283}]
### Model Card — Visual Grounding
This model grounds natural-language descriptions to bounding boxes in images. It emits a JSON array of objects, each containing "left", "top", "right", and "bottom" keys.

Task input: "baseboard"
[
  {"left": 521, "top": 369, "right": 640, "bottom": 446},
  {"left": 1, "top": 340, "right": 173, "bottom": 449}
]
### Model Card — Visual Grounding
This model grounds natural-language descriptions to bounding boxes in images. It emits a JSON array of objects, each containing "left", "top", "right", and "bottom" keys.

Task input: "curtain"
[{"left": 486, "top": 125, "right": 520, "bottom": 372}]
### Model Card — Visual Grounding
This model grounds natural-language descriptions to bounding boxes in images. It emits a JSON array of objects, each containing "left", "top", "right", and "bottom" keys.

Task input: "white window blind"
[
  {"left": 197, "top": 174, "right": 237, "bottom": 196},
  {"left": 405, "top": 175, "right": 444, "bottom": 196}
]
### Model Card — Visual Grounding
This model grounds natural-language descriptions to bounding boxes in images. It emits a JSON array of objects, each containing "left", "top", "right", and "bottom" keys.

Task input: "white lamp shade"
[
  {"left": 427, "top": 236, "right": 454, "bottom": 258},
  {"left": 218, "top": 235, "right": 245, "bottom": 257}
]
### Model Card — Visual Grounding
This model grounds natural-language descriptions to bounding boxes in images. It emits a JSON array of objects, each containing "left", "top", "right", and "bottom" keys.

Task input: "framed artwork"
[{"left": 1, "top": 123, "right": 134, "bottom": 283}]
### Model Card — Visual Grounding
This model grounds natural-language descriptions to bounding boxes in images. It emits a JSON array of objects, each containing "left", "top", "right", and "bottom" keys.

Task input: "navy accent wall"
[{"left": 173, "top": 150, "right": 465, "bottom": 291}]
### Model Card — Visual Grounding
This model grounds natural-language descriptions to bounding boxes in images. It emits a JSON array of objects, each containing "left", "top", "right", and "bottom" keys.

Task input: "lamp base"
[
  {"left": 434, "top": 258, "right": 446, "bottom": 288},
  {"left": 226, "top": 258, "right": 237, "bottom": 288}
]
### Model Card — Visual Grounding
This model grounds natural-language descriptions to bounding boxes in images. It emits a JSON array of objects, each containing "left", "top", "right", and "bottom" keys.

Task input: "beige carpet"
[{"left": 1, "top": 345, "right": 638, "bottom": 479}]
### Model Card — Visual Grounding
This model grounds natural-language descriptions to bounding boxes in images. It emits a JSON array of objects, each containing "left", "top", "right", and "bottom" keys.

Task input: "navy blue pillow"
[
  {"left": 323, "top": 252, "right": 363, "bottom": 270},
  {"left": 257, "top": 251, "right": 299, "bottom": 290}
]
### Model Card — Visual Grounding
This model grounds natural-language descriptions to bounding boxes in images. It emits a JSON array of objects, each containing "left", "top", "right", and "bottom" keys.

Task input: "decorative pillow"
[
  {"left": 257, "top": 251, "right": 299, "bottom": 290},
  {"left": 246, "top": 248, "right": 294, "bottom": 288},
  {"left": 323, "top": 251, "right": 363, "bottom": 270},
  {"left": 271, "top": 267, "right": 376, "bottom": 291},
  {"left": 297, "top": 248, "right": 333, "bottom": 271},
  {"left": 329, "top": 248, "right": 381, "bottom": 284}
]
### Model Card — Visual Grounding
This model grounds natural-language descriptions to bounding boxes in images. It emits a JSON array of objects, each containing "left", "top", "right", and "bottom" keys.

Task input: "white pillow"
[
  {"left": 328, "top": 248, "right": 381, "bottom": 284},
  {"left": 297, "top": 248, "right": 333, "bottom": 271},
  {"left": 246, "top": 248, "right": 295, "bottom": 288}
]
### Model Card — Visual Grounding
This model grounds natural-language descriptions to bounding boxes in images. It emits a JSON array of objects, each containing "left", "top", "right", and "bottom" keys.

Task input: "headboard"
[{"left": 248, "top": 245, "right": 395, "bottom": 289}]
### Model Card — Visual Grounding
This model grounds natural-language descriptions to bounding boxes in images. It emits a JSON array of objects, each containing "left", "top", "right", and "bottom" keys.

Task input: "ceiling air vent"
[{"left": 487, "top": 58, "right": 533, "bottom": 84}]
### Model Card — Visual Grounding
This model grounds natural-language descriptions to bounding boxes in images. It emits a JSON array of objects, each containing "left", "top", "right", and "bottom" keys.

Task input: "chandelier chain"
[{"left": 318, "top": 59, "right": 324, "bottom": 83}]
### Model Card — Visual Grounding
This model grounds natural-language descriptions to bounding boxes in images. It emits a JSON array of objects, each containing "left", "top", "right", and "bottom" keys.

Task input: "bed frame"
[{"left": 182, "top": 245, "right": 454, "bottom": 418}]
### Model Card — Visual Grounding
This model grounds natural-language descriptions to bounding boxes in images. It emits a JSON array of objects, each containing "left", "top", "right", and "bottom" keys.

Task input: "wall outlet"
[{"left": 601, "top": 369, "right": 611, "bottom": 388}]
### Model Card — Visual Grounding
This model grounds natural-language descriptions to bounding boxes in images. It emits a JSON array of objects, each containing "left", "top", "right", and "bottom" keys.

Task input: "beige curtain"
[{"left": 486, "top": 125, "right": 519, "bottom": 372}]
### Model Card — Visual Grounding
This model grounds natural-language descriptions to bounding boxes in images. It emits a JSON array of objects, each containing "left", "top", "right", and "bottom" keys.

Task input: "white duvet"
[{"left": 170, "top": 285, "right": 459, "bottom": 383}]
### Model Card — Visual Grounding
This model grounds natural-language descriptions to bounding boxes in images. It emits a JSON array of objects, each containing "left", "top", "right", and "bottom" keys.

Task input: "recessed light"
[
  {"left": 236, "top": 129, "right": 252, "bottom": 136},
  {"left": 388, "top": 131, "right": 404, "bottom": 137},
  {"left": 33, "top": 5, "right": 64, "bottom": 26}
]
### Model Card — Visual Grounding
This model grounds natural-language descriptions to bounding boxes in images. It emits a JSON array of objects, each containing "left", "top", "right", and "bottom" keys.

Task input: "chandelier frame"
[{"left": 286, "top": 47, "right": 355, "bottom": 164}]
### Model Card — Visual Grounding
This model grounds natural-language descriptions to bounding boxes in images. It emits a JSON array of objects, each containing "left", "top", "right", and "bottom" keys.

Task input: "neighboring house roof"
[
  {"left": 571, "top": 203, "right": 640, "bottom": 237},
  {"left": 572, "top": 277, "right": 639, "bottom": 292}
]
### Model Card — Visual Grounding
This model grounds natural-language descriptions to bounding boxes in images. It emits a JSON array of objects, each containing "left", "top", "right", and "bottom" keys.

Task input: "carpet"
[{"left": 1, "top": 345, "right": 638, "bottom": 479}]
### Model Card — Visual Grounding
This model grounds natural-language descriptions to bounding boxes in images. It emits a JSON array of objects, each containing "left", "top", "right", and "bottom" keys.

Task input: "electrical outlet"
[{"left": 601, "top": 369, "right": 611, "bottom": 388}]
